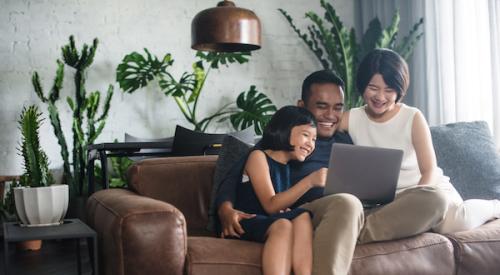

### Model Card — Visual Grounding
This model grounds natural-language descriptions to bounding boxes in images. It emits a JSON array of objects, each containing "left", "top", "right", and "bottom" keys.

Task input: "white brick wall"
[{"left": 0, "top": 0, "right": 354, "bottom": 175}]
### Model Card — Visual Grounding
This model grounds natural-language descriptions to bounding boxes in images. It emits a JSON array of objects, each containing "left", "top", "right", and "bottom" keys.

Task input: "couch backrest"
[{"left": 127, "top": 155, "right": 218, "bottom": 236}]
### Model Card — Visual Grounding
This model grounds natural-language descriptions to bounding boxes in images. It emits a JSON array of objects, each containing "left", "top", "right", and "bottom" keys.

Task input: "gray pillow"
[
  {"left": 206, "top": 135, "right": 253, "bottom": 232},
  {"left": 431, "top": 121, "right": 500, "bottom": 200}
]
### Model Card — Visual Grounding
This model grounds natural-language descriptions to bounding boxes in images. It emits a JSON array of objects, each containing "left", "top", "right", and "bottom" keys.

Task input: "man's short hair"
[
  {"left": 301, "top": 70, "right": 345, "bottom": 104},
  {"left": 261, "top": 106, "right": 317, "bottom": 151}
]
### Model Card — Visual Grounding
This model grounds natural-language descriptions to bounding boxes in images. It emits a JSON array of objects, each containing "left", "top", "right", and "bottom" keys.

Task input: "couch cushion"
[
  {"left": 128, "top": 156, "right": 218, "bottom": 236},
  {"left": 186, "top": 237, "right": 262, "bottom": 275},
  {"left": 446, "top": 219, "right": 500, "bottom": 275},
  {"left": 207, "top": 135, "right": 253, "bottom": 232},
  {"left": 430, "top": 121, "right": 500, "bottom": 200},
  {"left": 351, "top": 233, "right": 455, "bottom": 275}
]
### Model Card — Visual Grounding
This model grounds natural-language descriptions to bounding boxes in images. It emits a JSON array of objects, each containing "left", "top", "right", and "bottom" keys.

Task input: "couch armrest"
[{"left": 86, "top": 188, "right": 187, "bottom": 275}]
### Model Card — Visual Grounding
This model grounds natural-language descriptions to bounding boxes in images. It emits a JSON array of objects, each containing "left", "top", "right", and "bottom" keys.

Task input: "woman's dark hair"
[
  {"left": 301, "top": 70, "right": 344, "bottom": 104},
  {"left": 356, "top": 48, "right": 409, "bottom": 102},
  {"left": 261, "top": 106, "right": 317, "bottom": 151}
]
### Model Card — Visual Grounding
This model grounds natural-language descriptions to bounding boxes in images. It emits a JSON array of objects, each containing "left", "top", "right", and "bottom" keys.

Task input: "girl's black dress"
[{"left": 234, "top": 151, "right": 311, "bottom": 243}]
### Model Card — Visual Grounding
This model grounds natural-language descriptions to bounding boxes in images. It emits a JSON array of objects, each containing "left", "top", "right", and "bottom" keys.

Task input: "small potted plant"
[{"left": 14, "top": 105, "right": 69, "bottom": 231}]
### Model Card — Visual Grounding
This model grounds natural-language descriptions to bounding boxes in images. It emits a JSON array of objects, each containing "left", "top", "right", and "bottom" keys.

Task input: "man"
[{"left": 216, "top": 70, "right": 447, "bottom": 275}]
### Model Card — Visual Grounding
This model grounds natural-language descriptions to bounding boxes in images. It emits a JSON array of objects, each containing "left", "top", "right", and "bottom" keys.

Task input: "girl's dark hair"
[
  {"left": 356, "top": 48, "right": 410, "bottom": 102},
  {"left": 261, "top": 106, "right": 317, "bottom": 151}
]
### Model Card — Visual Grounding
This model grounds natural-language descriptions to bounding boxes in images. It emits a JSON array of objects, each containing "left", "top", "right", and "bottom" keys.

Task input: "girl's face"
[
  {"left": 289, "top": 124, "right": 317, "bottom": 161},
  {"left": 363, "top": 74, "right": 398, "bottom": 118}
]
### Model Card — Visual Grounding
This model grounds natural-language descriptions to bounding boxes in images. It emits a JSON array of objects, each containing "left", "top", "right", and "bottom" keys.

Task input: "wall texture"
[{"left": 0, "top": 0, "right": 354, "bottom": 175}]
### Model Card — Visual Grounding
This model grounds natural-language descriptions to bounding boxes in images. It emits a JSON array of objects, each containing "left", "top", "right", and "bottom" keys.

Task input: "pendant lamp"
[{"left": 191, "top": 0, "right": 261, "bottom": 52}]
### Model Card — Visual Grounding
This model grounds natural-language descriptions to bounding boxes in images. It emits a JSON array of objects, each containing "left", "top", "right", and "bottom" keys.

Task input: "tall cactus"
[{"left": 32, "top": 35, "right": 114, "bottom": 197}]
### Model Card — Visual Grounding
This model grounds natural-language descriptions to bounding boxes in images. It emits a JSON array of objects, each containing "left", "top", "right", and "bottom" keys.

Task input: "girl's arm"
[
  {"left": 245, "top": 150, "right": 323, "bottom": 214},
  {"left": 411, "top": 111, "right": 439, "bottom": 185},
  {"left": 338, "top": 110, "right": 350, "bottom": 132}
]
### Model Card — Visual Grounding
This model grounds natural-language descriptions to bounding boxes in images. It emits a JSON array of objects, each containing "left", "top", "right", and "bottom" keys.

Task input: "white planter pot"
[{"left": 14, "top": 185, "right": 69, "bottom": 227}]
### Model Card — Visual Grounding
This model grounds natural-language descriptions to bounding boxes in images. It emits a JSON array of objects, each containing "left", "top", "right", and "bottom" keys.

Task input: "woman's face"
[
  {"left": 363, "top": 73, "right": 398, "bottom": 118},
  {"left": 289, "top": 124, "right": 316, "bottom": 162}
]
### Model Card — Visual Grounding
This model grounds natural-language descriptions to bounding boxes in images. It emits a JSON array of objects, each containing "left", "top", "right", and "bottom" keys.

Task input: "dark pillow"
[
  {"left": 172, "top": 125, "right": 254, "bottom": 156},
  {"left": 431, "top": 121, "right": 500, "bottom": 200},
  {"left": 206, "top": 135, "right": 253, "bottom": 232}
]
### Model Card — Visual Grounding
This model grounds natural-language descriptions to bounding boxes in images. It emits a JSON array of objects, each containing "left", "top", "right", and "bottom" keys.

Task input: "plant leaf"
[
  {"left": 196, "top": 51, "right": 250, "bottom": 69},
  {"left": 230, "top": 86, "right": 277, "bottom": 135},
  {"left": 116, "top": 49, "right": 173, "bottom": 93}
]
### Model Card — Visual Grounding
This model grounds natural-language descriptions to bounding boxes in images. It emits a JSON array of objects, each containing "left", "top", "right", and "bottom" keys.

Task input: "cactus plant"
[
  {"left": 279, "top": 0, "right": 424, "bottom": 109},
  {"left": 17, "top": 106, "right": 54, "bottom": 188},
  {"left": 32, "top": 35, "right": 114, "bottom": 197}
]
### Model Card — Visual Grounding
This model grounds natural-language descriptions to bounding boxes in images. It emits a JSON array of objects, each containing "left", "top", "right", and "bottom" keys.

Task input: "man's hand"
[{"left": 218, "top": 202, "right": 256, "bottom": 238}]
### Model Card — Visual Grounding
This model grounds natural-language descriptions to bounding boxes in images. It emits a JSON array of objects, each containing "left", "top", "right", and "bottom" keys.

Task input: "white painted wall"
[{"left": 0, "top": 0, "right": 354, "bottom": 175}]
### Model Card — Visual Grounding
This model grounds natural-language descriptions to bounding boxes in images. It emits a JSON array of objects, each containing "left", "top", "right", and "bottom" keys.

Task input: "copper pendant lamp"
[{"left": 191, "top": 0, "right": 261, "bottom": 52}]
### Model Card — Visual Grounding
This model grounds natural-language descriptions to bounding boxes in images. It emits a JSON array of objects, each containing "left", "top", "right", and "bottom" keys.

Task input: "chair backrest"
[
  {"left": 171, "top": 125, "right": 254, "bottom": 156},
  {"left": 124, "top": 133, "right": 173, "bottom": 161}
]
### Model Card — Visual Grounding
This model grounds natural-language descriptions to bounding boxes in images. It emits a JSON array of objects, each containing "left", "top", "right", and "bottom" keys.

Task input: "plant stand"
[{"left": 3, "top": 218, "right": 97, "bottom": 275}]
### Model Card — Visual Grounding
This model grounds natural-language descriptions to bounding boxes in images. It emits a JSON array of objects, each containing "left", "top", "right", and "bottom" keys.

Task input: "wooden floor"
[{"left": 0, "top": 238, "right": 94, "bottom": 275}]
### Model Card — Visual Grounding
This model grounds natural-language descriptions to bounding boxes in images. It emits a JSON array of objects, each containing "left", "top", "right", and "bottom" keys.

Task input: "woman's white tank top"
[{"left": 348, "top": 104, "right": 421, "bottom": 190}]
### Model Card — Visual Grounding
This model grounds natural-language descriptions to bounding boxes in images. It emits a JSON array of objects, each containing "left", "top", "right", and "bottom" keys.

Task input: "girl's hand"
[
  {"left": 279, "top": 208, "right": 291, "bottom": 213},
  {"left": 308, "top": 168, "right": 328, "bottom": 187}
]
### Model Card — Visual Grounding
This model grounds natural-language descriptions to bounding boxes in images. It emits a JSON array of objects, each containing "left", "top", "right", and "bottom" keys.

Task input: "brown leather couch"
[{"left": 86, "top": 156, "right": 500, "bottom": 275}]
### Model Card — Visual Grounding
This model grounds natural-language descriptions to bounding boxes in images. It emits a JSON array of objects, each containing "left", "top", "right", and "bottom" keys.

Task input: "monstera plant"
[
  {"left": 116, "top": 50, "right": 276, "bottom": 134},
  {"left": 279, "top": 0, "right": 424, "bottom": 109}
]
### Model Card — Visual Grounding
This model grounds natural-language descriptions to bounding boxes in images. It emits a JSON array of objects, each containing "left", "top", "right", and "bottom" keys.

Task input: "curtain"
[{"left": 356, "top": 0, "right": 500, "bottom": 146}]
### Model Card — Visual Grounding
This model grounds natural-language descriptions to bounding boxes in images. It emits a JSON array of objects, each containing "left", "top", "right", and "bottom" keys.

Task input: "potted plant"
[
  {"left": 14, "top": 105, "right": 69, "bottom": 232},
  {"left": 279, "top": 0, "right": 424, "bottom": 109},
  {"left": 116, "top": 50, "right": 276, "bottom": 135}
]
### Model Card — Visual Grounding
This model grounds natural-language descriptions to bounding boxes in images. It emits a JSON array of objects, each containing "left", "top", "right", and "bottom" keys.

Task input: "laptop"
[{"left": 323, "top": 143, "right": 404, "bottom": 208}]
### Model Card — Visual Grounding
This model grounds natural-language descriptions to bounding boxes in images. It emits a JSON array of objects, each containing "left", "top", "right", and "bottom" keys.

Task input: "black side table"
[{"left": 3, "top": 218, "right": 98, "bottom": 275}]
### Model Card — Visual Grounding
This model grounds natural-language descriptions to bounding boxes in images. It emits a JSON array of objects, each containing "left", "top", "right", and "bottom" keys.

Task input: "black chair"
[{"left": 124, "top": 133, "right": 173, "bottom": 161}]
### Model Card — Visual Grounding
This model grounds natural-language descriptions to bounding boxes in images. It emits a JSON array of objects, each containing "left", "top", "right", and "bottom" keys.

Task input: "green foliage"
[
  {"left": 32, "top": 35, "right": 114, "bottom": 197},
  {"left": 17, "top": 106, "right": 55, "bottom": 188},
  {"left": 0, "top": 179, "right": 19, "bottom": 222},
  {"left": 279, "top": 0, "right": 424, "bottom": 109},
  {"left": 109, "top": 156, "right": 133, "bottom": 188},
  {"left": 227, "top": 86, "right": 277, "bottom": 135},
  {"left": 116, "top": 49, "right": 276, "bottom": 133}
]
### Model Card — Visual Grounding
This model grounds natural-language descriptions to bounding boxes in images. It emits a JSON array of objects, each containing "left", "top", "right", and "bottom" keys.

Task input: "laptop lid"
[{"left": 323, "top": 143, "right": 404, "bottom": 206}]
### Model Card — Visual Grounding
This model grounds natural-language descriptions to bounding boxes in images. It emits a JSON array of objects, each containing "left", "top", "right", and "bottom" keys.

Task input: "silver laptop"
[{"left": 323, "top": 143, "right": 404, "bottom": 207}]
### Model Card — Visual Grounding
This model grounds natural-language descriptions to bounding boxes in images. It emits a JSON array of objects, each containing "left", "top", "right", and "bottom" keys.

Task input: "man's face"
[{"left": 298, "top": 83, "right": 344, "bottom": 139}]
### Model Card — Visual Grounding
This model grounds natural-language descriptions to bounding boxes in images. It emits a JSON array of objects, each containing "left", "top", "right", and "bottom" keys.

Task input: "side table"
[{"left": 3, "top": 218, "right": 98, "bottom": 275}]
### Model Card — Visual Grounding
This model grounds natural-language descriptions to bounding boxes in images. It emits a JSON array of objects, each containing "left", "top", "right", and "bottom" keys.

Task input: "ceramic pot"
[
  {"left": 16, "top": 240, "right": 43, "bottom": 251},
  {"left": 14, "top": 185, "right": 69, "bottom": 227}
]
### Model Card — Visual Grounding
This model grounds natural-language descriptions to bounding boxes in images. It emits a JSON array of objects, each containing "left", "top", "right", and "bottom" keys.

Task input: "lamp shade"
[{"left": 191, "top": 1, "right": 261, "bottom": 52}]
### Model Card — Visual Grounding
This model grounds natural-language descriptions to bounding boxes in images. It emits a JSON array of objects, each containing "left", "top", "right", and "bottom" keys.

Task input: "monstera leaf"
[
  {"left": 196, "top": 51, "right": 251, "bottom": 69},
  {"left": 116, "top": 49, "right": 173, "bottom": 93},
  {"left": 229, "top": 86, "right": 277, "bottom": 135},
  {"left": 159, "top": 71, "right": 196, "bottom": 98}
]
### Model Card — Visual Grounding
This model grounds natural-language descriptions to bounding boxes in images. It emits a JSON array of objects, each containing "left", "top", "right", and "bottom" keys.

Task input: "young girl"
[
  {"left": 340, "top": 48, "right": 500, "bottom": 234},
  {"left": 233, "top": 105, "right": 324, "bottom": 275}
]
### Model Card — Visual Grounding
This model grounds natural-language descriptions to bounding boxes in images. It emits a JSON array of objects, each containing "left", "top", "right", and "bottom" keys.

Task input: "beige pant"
[{"left": 300, "top": 185, "right": 447, "bottom": 275}]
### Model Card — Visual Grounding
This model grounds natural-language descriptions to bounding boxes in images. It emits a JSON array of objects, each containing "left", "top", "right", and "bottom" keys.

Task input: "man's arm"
[{"left": 214, "top": 156, "right": 255, "bottom": 238}]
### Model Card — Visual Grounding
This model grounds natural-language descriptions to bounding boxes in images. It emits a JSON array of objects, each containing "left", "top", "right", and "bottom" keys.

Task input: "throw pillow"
[
  {"left": 171, "top": 125, "right": 254, "bottom": 156},
  {"left": 206, "top": 135, "right": 253, "bottom": 232},
  {"left": 431, "top": 121, "right": 500, "bottom": 200}
]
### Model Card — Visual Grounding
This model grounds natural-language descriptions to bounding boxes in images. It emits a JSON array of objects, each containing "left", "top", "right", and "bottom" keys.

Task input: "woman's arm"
[
  {"left": 411, "top": 111, "right": 439, "bottom": 185},
  {"left": 338, "top": 110, "right": 350, "bottom": 133},
  {"left": 245, "top": 150, "right": 324, "bottom": 214}
]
